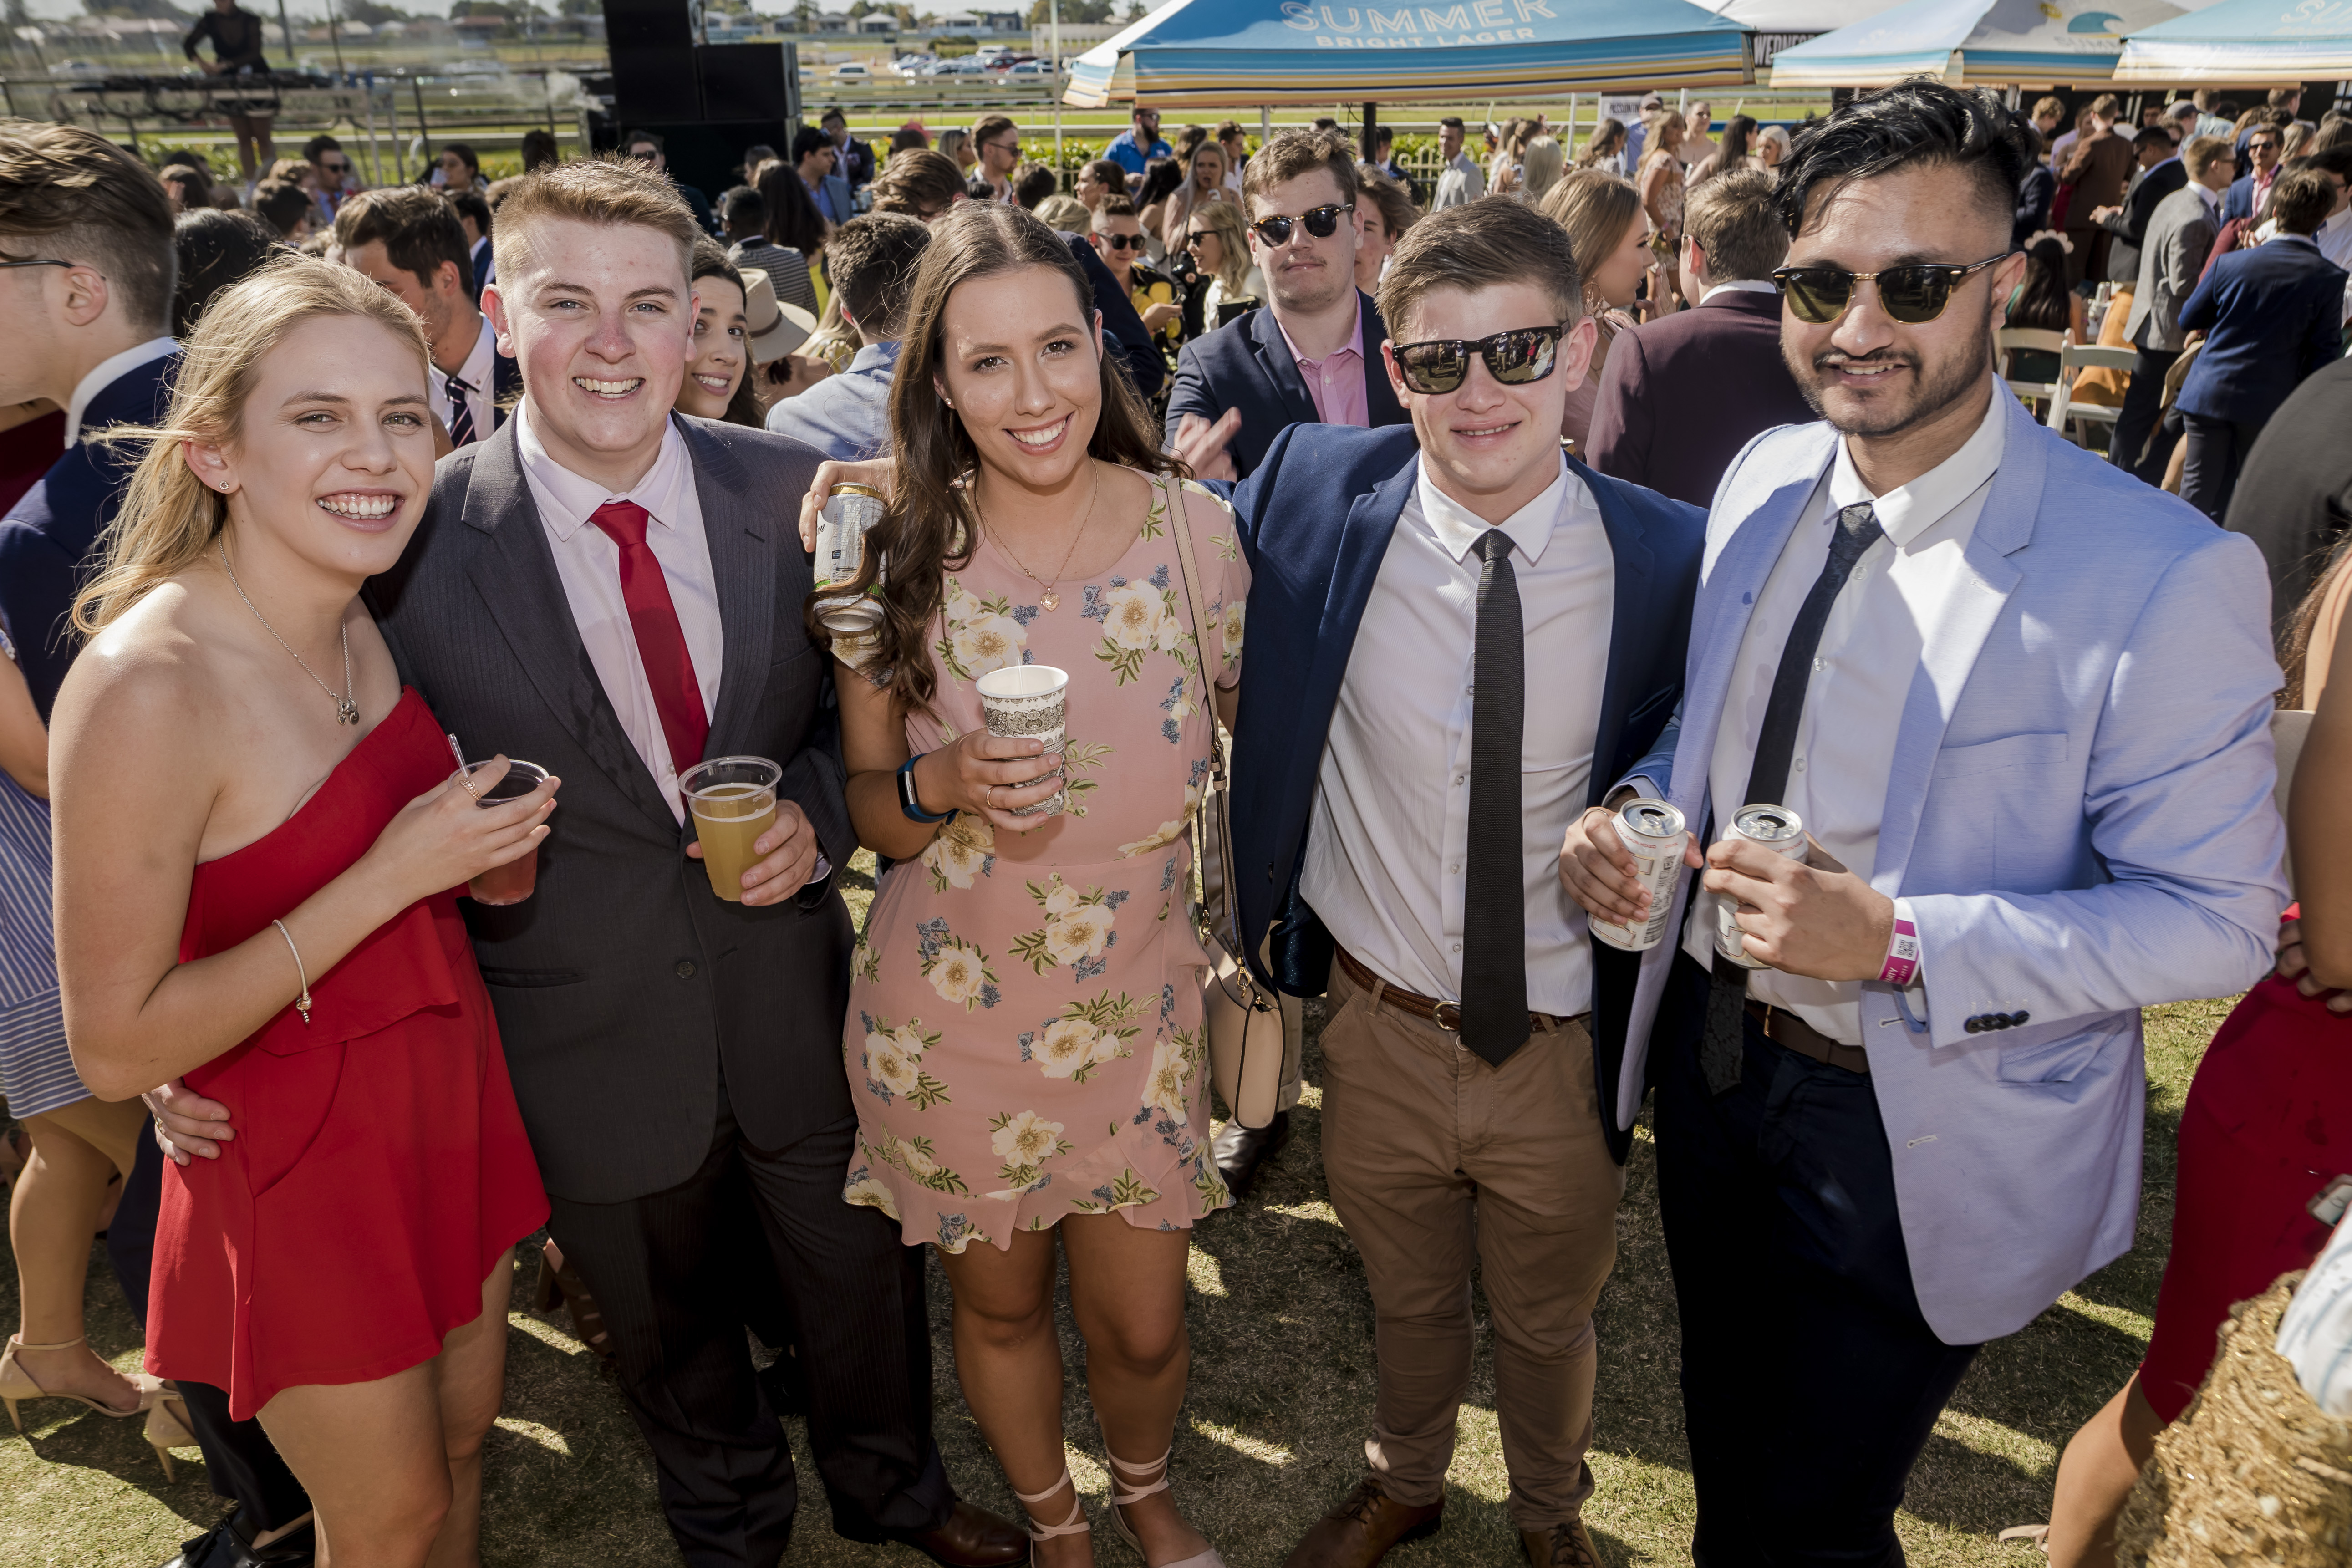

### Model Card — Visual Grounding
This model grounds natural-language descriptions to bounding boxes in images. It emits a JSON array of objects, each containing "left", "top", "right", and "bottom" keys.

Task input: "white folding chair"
[
  {"left": 2045, "top": 340, "right": 2139, "bottom": 448},
  {"left": 1995, "top": 326, "right": 2067, "bottom": 410}
]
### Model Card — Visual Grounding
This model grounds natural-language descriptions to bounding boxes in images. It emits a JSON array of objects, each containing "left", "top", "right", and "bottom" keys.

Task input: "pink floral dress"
[{"left": 842, "top": 475, "right": 1248, "bottom": 1253}]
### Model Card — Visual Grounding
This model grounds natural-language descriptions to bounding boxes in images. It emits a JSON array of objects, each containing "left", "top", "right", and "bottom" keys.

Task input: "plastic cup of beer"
[
  {"left": 974, "top": 664, "right": 1069, "bottom": 817},
  {"left": 465, "top": 759, "right": 550, "bottom": 906},
  {"left": 681, "top": 756, "right": 782, "bottom": 903}
]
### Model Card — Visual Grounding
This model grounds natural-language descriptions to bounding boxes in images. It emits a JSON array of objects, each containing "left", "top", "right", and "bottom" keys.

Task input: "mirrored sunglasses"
[{"left": 1392, "top": 325, "right": 1567, "bottom": 395}]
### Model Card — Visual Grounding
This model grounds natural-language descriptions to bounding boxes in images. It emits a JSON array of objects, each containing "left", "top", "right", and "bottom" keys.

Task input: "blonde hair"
[
  {"left": 72, "top": 255, "right": 429, "bottom": 633},
  {"left": 1521, "top": 137, "right": 1566, "bottom": 202},
  {"left": 489, "top": 155, "right": 700, "bottom": 287},
  {"left": 1186, "top": 197, "right": 1252, "bottom": 295}
]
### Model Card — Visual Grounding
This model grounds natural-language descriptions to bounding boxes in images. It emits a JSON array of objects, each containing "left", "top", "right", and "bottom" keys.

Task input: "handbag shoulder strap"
[{"left": 1161, "top": 470, "right": 1224, "bottom": 779}]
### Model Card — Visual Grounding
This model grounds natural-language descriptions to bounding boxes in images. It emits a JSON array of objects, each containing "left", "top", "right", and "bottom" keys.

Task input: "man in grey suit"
[
  {"left": 367, "top": 159, "right": 1023, "bottom": 1568},
  {"left": 2114, "top": 135, "right": 2235, "bottom": 482}
]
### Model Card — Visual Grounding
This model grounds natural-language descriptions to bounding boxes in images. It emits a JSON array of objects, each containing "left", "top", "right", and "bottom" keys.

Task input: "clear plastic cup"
[
  {"left": 465, "top": 759, "right": 550, "bottom": 906},
  {"left": 681, "top": 756, "right": 781, "bottom": 903}
]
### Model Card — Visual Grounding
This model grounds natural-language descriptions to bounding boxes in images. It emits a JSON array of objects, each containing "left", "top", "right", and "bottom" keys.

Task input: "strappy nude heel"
[
  {"left": 1013, "top": 1468, "right": 1093, "bottom": 1566},
  {"left": 0, "top": 1334, "right": 187, "bottom": 1477},
  {"left": 1105, "top": 1448, "right": 1226, "bottom": 1568}
]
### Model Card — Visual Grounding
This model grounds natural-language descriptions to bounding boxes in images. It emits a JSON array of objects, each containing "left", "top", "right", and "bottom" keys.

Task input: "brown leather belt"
[
  {"left": 1334, "top": 946, "right": 1584, "bottom": 1035},
  {"left": 1745, "top": 999, "right": 1870, "bottom": 1075}
]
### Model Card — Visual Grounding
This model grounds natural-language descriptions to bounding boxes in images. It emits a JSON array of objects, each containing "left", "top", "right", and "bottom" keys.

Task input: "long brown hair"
[
  {"left": 2283, "top": 535, "right": 2352, "bottom": 710},
  {"left": 813, "top": 202, "right": 1176, "bottom": 717}
]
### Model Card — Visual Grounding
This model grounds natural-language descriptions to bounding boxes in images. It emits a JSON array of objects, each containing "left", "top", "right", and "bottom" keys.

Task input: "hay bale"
[{"left": 2117, "top": 1273, "right": 2352, "bottom": 1567}]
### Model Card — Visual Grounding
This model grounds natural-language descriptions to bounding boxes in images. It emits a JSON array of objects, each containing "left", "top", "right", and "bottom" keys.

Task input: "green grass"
[{"left": 0, "top": 868, "right": 2220, "bottom": 1565}]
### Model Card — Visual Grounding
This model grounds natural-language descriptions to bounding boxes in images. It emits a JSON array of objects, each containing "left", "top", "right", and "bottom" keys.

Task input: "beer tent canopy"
[
  {"left": 2113, "top": 0, "right": 2352, "bottom": 82},
  {"left": 1767, "top": 0, "right": 2189, "bottom": 88},
  {"left": 1062, "top": 0, "right": 1751, "bottom": 109}
]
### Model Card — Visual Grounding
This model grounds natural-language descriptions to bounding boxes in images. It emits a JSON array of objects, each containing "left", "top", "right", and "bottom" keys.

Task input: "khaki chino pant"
[{"left": 1318, "top": 963, "right": 1627, "bottom": 1529}]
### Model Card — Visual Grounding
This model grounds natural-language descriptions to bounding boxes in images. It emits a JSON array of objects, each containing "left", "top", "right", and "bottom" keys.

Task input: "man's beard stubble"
[{"left": 1785, "top": 322, "right": 1992, "bottom": 440}]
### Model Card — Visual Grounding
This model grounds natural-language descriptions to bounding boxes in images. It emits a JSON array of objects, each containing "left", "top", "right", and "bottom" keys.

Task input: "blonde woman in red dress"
[{"left": 50, "top": 257, "right": 551, "bottom": 1568}]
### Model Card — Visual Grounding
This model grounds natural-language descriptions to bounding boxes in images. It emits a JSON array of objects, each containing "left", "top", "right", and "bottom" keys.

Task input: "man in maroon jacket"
[{"left": 1585, "top": 169, "right": 1816, "bottom": 509}]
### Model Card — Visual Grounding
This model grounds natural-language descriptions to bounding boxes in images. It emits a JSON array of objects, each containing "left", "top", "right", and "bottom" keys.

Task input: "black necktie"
[
  {"left": 446, "top": 372, "right": 478, "bottom": 448},
  {"left": 1460, "top": 528, "right": 1528, "bottom": 1067},
  {"left": 1700, "top": 501, "right": 1886, "bottom": 1094}
]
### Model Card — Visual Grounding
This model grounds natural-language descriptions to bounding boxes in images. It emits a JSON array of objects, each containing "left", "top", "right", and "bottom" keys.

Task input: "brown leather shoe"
[
  {"left": 1282, "top": 1476, "right": 1442, "bottom": 1568},
  {"left": 1519, "top": 1519, "right": 1602, "bottom": 1568},
  {"left": 878, "top": 1501, "right": 1030, "bottom": 1568}
]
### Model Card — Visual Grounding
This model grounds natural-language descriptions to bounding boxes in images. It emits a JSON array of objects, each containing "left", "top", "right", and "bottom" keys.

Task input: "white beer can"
[
  {"left": 1589, "top": 799, "right": 1689, "bottom": 952},
  {"left": 1713, "top": 802, "right": 1807, "bottom": 970},
  {"left": 815, "top": 483, "right": 885, "bottom": 592}
]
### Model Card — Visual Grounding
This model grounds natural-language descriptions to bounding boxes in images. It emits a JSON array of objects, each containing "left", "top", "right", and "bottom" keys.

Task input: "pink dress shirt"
[{"left": 1278, "top": 299, "right": 1370, "bottom": 428}]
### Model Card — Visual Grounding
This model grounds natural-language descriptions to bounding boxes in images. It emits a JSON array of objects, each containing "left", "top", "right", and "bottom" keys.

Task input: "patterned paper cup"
[{"left": 975, "top": 664, "right": 1068, "bottom": 817}]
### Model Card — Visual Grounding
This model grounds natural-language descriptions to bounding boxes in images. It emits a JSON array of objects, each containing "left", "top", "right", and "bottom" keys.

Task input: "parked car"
[
  {"left": 833, "top": 62, "right": 870, "bottom": 78},
  {"left": 1006, "top": 60, "right": 1052, "bottom": 77}
]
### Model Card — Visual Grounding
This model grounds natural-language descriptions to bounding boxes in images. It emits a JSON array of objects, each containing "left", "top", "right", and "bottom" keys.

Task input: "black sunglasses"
[
  {"left": 1097, "top": 231, "right": 1145, "bottom": 250},
  {"left": 0, "top": 256, "right": 73, "bottom": 273},
  {"left": 1183, "top": 230, "right": 1215, "bottom": 249},
  {"left": 1771, "top": 253, "right": 2009, "bottom": 325},
  {"left": 1392, "top": 325, "right": 1568, "bottom": 395},
  {"left": 1247, "top": 202, "right": 1353, "bottom": 246}
]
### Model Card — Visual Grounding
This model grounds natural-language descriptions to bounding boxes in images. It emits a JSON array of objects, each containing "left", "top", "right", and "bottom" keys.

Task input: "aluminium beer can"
[
  {"left": 815, "top": 483, "right": 885, "bottom": 591},
  {"left": 1713, "top": 802, "right": 1807, "bottom": 970},
  {"left": 1588, "top": 799, "right": 1688, "bottom": 952}
]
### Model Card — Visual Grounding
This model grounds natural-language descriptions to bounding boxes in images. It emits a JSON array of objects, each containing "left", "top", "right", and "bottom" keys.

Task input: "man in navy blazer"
[
  {"left": 1164, "top": 130, "right": 1411, "bottom": 481},
  {"left": 1562, "top": 84, "right": 2285, "bottom": 1561},
  {"left": 2175, "top": 167, "right": 2350, "bottom": 521},
  {"left": 1222, "top": 200, "right": 1702, "bottom": 1568}
]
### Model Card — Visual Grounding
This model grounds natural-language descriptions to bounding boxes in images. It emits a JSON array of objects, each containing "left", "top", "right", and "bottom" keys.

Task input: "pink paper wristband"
[{"left": 1880, "top": 916, "right": 1920, "bottom": 988}]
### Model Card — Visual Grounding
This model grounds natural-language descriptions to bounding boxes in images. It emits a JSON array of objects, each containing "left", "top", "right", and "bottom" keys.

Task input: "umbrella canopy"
[
  {"left": 2114, "top": 0, "right": 2352, "bottom": 82},
  {"left": 1063, "top": 0, "right": 1751, "bottom": 108},
  {"left": 1704, "top": 0, "right": 1886, "bottom": 31},
  {"left": 1768, "top": 0, "right": 2187, "bottom": 87}
]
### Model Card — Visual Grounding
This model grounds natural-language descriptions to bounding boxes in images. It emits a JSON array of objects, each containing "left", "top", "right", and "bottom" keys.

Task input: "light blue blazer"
[{"left": 1621, "top": 388, "right": 2289, "bottom": 1346}]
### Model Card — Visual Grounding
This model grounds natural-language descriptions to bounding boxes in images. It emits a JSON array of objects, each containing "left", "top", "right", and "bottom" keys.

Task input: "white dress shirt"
[
  {"left": 514, "top": 405, "right": 724, "bottom": 822},
  {"left": 1303, "top": 457, "right": 1615, "bottom": 1015},
  {"left": 1431, "top": 151, "right": 1488, "bottom": 210},
  {"left": 1679, "top": 389, "right": 2009, "bottom": 1044},
  {"left": 1700, "top": 279, "right": 1779, "bottom": 306},
  {"left": 63, "top": 335, "right": 178, "bottom": 448},
  {"left": 428, "top": 314, "right": 499, "bottom": 446}
]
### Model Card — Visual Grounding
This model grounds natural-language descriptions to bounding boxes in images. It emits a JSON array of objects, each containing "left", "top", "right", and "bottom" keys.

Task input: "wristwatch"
[{"left": 897, "top": 753, "right": 956, "bottom": 825}]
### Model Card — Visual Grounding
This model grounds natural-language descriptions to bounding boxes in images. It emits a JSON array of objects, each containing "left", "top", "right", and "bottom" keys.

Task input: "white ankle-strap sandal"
[
  {"left": 1105, "top": 1449, "right": 1226, "bottom": 1568},
  {"left": 1013, "top": 1469, "right": 1093, "bottom": 1565}
]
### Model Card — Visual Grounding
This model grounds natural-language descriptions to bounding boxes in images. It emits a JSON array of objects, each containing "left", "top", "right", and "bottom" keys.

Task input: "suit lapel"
[
  {"left": 1669, "top": 423, "right": 1840, "bottom": 830},
  {"left": 1298, "top": 455, "right": 1416, "bottom": 777},
  {"left": 1249, "top": 305, "right": 1321, "bottom": 426},
  {"left": 1869, "top": 392, "right": 2041, "bottom": 893},
  {"left": 460, "top": 423, "right": 679, "bottom": 834},
  {"left": 1575, "top": 458, "right": 1654, "bottom": 809},
  {"left": 1363, "top": 296, "right": 1405, "bottom": 426},
  {"left": 687, "top": 420, "right": 777, "bottom": 759}
]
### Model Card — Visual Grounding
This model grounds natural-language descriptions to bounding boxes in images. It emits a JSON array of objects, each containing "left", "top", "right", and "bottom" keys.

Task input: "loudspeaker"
[
  {"left": 611, "top": 44, "right": 701, "bottom": 122},
  {"left": 601, "top": 0, "right": 692, "bottom": 51},
  {"left": 598, "top": 120, "right": 789, "bottom": 213},
  {"left": 698, "top": 42, "right": 799, "bottom": 125}
]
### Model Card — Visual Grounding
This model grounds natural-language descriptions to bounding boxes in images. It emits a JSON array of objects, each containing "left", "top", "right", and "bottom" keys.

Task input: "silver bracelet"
[{"left": 272, "top": 918, "right": 313, "bottom": 1027}]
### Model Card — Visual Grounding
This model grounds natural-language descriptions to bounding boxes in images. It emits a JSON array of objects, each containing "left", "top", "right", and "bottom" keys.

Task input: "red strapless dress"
[{"left": 145, "top": 687, "right": 549, "bottom": 1420}]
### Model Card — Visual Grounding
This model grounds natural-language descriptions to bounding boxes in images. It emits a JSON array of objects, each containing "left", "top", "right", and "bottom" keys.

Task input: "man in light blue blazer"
[{"left": 1560, "top": 83, "right": 2287, "bottom": 1563}]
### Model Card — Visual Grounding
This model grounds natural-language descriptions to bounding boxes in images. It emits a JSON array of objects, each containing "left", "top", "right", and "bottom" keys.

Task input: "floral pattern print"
[{"left": 840, "top": 473, "right": 1250, "bottom": 1253}]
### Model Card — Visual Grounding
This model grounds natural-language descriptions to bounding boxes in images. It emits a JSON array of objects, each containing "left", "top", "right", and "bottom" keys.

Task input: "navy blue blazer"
[
  {"left": 0, "top": 351, "right": 180, "bottom": 721},
  {"left": 488, "top": 346, "right": 523, "bottom": 428},
  {"left": 1064, "top": 230, "right": 1166, "bottom": 401},
  {"left": 2223, "top": 172, "right": 2263, "bottom": 224},
  {"left": 1164, "top": 293, "right": 1410, "bottom": 479},
  {"left": 1222, "top": 423, "right": 1704, "bottom": 1162},
  {"left": 2177, "top": 234, "right": 2348, "bottom": 426}
]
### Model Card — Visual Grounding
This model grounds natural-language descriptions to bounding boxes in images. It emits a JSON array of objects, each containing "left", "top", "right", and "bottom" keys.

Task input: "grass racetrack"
[{"left": 1, "top": 854, "right": 2216, "bottom": 1565}]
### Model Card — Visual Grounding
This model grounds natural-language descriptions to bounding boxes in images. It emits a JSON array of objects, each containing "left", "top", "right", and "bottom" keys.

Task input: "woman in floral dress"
[{"left": 815, "top": 202, "right": 1243, "bottom": 1568}]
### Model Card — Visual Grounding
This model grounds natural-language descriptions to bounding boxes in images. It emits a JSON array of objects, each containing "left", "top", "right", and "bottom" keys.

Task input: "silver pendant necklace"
[{"left": 219, "top": 544, "right": 361, "bottom": 725}]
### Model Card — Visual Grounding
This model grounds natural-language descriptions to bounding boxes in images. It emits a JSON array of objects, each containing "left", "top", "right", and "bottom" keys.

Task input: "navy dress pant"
[{"left": 1651, "top": 952, "right": 1980, "bottom": 1567}]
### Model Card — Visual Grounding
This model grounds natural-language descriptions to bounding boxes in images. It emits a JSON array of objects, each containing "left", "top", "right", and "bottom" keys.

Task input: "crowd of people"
[{"left": 1, "top": 66, "right": 2349, "bottom": 1568}]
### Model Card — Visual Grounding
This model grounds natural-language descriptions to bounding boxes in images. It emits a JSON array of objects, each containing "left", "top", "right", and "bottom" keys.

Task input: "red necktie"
[{"left": 587, "top": 499, "right": 709, "bottom": 779}]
